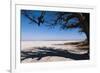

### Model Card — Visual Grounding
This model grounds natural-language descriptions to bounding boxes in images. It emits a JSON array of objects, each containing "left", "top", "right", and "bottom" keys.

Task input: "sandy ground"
[
  {"left": 21, "top": 41, "right": 88, "bottom": 63},
  {"left": 22, "top": 56, "right": 73, "bottom": 63}
]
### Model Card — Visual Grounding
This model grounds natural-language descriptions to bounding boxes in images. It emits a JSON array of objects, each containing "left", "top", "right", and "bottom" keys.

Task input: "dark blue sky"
[{"left": 21, "top": 10, "right": 86, "bottom": 41}]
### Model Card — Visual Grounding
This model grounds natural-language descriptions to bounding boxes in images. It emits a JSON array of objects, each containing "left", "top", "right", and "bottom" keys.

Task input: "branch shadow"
[{"left": 21, "top": 47, "right": 89, "bottom": 62}]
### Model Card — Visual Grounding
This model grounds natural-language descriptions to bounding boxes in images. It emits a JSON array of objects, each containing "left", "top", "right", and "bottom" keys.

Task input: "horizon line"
[{"left": 21, "top": 39, "right": 85, "bottom": 41}]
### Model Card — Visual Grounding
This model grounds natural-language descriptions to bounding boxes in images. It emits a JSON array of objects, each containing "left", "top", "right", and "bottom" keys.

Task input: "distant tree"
[{"left": 21, "top": 10, "right": 89, "bottom": 44}]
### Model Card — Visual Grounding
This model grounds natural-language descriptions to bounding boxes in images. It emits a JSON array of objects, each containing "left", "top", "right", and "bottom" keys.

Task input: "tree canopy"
[{"left": 21, "top": 10, "right": 89, "bottom": 44}]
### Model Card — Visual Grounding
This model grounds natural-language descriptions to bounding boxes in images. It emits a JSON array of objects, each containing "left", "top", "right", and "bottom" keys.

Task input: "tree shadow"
[{"left": 21, "top": 47, "right": 89, "bottom": 62}]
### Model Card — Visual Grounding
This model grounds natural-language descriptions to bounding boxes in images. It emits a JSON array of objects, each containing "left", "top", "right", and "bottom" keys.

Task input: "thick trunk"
[
  {"left": 84, "top": 30, "right": 89, "bottom": 56},
  {"left": 85, "top": 31, "right": 89, "bottom": 44}
]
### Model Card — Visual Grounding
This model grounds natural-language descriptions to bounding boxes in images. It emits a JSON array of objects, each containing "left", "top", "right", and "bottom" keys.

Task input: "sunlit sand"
[{"left": 21, "top": 41, "right": 88, "bottom": 63}]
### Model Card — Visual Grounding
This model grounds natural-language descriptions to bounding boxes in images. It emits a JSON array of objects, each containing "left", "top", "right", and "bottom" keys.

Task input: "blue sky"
[{"left": 21, "top": 10, "right": 86, "bottom": 41}]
